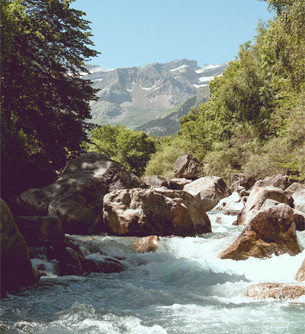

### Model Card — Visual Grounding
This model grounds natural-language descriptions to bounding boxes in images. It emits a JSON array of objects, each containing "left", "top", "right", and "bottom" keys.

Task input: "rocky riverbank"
[{"left": 1, "top": 153, "right": 305, "bottom": 299}]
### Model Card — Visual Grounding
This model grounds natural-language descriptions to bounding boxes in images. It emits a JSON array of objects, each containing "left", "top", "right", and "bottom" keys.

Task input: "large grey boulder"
[
  {"left": 230, "top": 173, "right": 256, "bottom": 193},
  {"left": 183, "top": 176, "right": 231, "bottom": 211},
  {"left": 236, "top": 186, "right": 289, "bottom": 226},
  {"left": 173, "top": 154, "right": 202, "bottom": 179},
  {"left": 103, "top": 188, "right": 211, "bottom": 236},
  {"left": 18, "top": 153, "right": 144, "bottom": 235},
  {"left": 0, "top": 199, "right": 39, "bottom": 294},
  {"left": 219, "top": 201, "right": 301, "bottom": 260},
  {"left": 212, "top": 192, "right": 244, "bottom": 214}
]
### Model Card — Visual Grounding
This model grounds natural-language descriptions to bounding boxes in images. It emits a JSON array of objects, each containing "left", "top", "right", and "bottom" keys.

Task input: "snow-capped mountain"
[{"left": 84, "top": 59, "right": 228, "bottom": 129}]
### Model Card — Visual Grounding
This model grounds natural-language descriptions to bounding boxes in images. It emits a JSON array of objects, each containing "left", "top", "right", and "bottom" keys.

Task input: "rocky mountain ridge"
[{"left": 84, "top": 59, "right": 228, "bottom": 129}]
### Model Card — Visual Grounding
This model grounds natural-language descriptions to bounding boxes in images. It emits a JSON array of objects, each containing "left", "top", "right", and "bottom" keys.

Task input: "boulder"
[
  {"left": 103, "top": 188, "right": 212, "bottom": 236},
  {"left": 183, "top": 176, "right": 231, "bottom": 211},
  {"left": 83, "top": 257, "right": 125, "bottom": 274},
  {"left": 173, "top": 154, "right": 202, "bottom": 179},
  {"left": 245, "top": 283, "right": 305, "bottom": 300},
  {"left": 142, "top": 175, "right": 168, "bottom": 188},
  {"left": 211, "top": 192, "right": 244, "bottom": 214},
  {"left": 219, "top": 202, "right": 301, "bottom": 260},
  {"left": 32, "top": 152, "right": 144, "bottom": 235},
  {"left": 230, "top": 173, "right": 256, "bottom": 193},
  {"left": 0, "top": 199, "right": 39, "bottom": 294},
  {"left": 134, "top": 235, "right": 160, "bottom": 253},
  {"left": 236, "top": 186, "right": 289, "bottom": 225},
  {"left": 293, "top": 209, "right": 305, "bottom": 231},
  {"left": 46, "top": 240, "right": 85, "bottom": 276},
  {"left": 15, "top": 216, "right": 65, "bottom": 246},
  {"left": 16, "top": 185, "right": 55, "bottom": 216},
  {"left": 254, "top": 174, "right": 292, "bottom": 190},
  {"left": 295, "top": 258, "right": 305, "bottom": 281},
  {"left": 168, "top": 178, "right": 192, "bottom": 190},
  {"left": 292, "top": 189, "right": 305, "bottom": 214}
]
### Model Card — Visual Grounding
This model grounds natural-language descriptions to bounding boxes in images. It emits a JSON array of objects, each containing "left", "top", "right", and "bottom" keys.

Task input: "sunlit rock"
[
  {"left": 236, "top": 186, "right": 289, "bottom": 226},
  {"left": 295, "top": 258, "right": 305, "bottom": 281},
  {"left": 245, "top": 283, "right": 305, "bottom": 300},
  {"left": 183, "top": 176, "right": 231, "bottom": 211},
  {"left": 173, "top": 154, "right": 202, "bottom": 179},
  {"left": 219, "top": 202, "right": 301, "bottom": 260},
  {"left": 134, "top": 235, "right": 160, "bottom": 253},
  {"left": 103, "top": 188, "right": 211, "bottom": 236}
]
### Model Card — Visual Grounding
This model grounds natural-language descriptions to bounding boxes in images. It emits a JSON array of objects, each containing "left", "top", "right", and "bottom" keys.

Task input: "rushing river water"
[{"left": 1, "top": 212, "right": 305, "bottom": 334}]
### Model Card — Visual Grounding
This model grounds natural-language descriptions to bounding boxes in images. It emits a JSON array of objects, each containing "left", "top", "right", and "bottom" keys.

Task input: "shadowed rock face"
[
  {"left": 219, "top": 202, "right": 301, "bottom": 260},
  {"left": 103, "top": 188, "right": 211, "bottom": 237},
  {"left": 245, "top": 283, "right": 305, "bottom": 300},
  {"left": 0, "top": 199, "right": 39, "bottom": 294}
]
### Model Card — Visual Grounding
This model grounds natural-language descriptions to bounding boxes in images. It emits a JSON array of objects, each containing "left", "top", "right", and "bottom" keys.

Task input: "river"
[{"left": 1, "top": 212, "right": 305, "bottom": 334}]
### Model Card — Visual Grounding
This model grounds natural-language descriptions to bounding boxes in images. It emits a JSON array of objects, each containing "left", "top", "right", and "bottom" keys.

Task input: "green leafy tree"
[
  {"left": 86, "top": 125, "right": 156, "bottom": 176},
  {"left": 1, "top": 0, "right": 99, "bottom": 202}
]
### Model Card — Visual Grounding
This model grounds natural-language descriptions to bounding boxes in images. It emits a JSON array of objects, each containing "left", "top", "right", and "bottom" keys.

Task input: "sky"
[{"left": 72, "top": 0, "right": 274, "bottom": 69}]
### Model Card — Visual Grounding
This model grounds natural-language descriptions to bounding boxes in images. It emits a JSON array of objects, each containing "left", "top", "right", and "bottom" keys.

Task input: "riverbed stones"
[
  {"left": 245, "top": 283, "right": 305, "bottom": 300},
  {"left": 134, "top": 235, "right": 160, "bottom": 253},
  {"left": 230, "top": 173, "right": 256, "bottom": 193},
  {"left": 236, "top": 186, "right": 289, "bottom": 226},
  {"left": 0, "top": 199, "right": 39, "bottom": 294},
  {"left": 83, "top": 257, "right": 125, "bottom": 274},
  {"left": 173, "top": 154, "right": 202, "bottom": 179},
  {"left": 183, "top": 176, "right": 231, "bottom": 211},
  {"left": 168, "top": 178, "right": 192, "bottom": 190},
  {"left": 103, "top": 188, "right": 211, "bottom": 236},
  {"left": 219, "top": 202, "right": 301, "bottom": 260}
]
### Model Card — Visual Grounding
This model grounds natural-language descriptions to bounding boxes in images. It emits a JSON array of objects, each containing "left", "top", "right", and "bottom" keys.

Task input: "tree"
[
  {"left": 86, "top": 125, "right": 157, "bottom": 176},
  {"left": 1, "top": 0, "right": 99, "bottom": 203}
]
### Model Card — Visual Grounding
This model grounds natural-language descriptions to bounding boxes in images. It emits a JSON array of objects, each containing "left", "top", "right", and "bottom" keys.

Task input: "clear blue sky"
[{"left": 72, "top": 0, "right": 274, "bottom": 69}]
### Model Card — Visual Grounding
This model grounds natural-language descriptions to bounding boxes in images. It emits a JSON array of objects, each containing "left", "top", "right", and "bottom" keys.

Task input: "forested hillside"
[{"left": 145, "top": 0, "right": 305, "bottom": 181}]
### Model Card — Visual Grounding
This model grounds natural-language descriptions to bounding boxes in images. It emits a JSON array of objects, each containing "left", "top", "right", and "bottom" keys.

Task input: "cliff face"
[{"left": 84, "top": 60, "right": 228, "bottom": 129}]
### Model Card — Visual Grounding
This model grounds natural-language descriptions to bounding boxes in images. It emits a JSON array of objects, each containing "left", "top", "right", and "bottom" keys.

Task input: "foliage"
[
  {"left": 85, "top": 125, "right": 156, "bottom": 176},
  {"left": 144, "top": 0, "right": 305, "bottom": 182},
  {"left": 1, "top": 0, "right": 98, "bottom": 202}
]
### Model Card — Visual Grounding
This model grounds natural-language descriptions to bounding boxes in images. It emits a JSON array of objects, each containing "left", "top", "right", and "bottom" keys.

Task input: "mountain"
[
  {"left": 84, "top": 59, "right": 228, "bottom": 129},
  {"left": 135, "top": 86, "right": 209, "bottom": 136}
]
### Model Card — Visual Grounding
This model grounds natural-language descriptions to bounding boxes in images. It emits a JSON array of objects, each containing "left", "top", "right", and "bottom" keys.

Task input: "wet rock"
[
  {"left": 245, "top": 283, "right": 305, "bottom": 300},
  {"left": 15, "top": 216, "right": 64, "bottom": 246},
  {"left": 211, "top": 192, "right": 244, "bottom": 214},
  {"left": 168, "top": 178, "right": 192, "bottom": 190},
  {"left": 236, "top": 186, "right": 289, "bottom": 226},
  {"left": 219, "top": 202, "right": 301, "bottom": 260},
  {"left": 183, "top": 176, "right": 231, "bottom": 211},
  {"left": 173, "top": 154, "right": 202, "bottom": 179},
  {"left": 83, "top": 257, "right": 125, "bottom": 274},
  {"left": 254, "top": 174, "right": 292, "bottom": 190},
  {"left": 293, "top": 209, "right": 305, "bottom": 231},
  {"left": 230, "top": 173, "right": 256, "bottom": 193},
  {"left": 134, "top": 235, "right": 160, "bottom": 253},
  {"left": 295, "top": 258, "right": 305, "bottom": 281},
  {"left": 0, "top": 199, "right": 39, "bottom": 294},
  {"left": 142, "top": 175, "right": 168, "bottom": 188},
  {"left": 47, "top": 241, "right": 85, "bottom": 276},
  {"left": 103, "top": 188, "right": 211, "bottom": 236}
]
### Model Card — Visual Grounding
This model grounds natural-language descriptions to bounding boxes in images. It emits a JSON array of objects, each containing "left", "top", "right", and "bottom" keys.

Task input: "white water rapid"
[{"left": 1, "top": 212, "right": 305, "bottom": 333}]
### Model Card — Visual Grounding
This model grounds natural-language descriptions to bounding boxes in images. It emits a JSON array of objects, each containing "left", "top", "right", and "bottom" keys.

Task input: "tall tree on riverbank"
[{"left": 1, "top": 0, "right": 99, "bottom": 203}]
